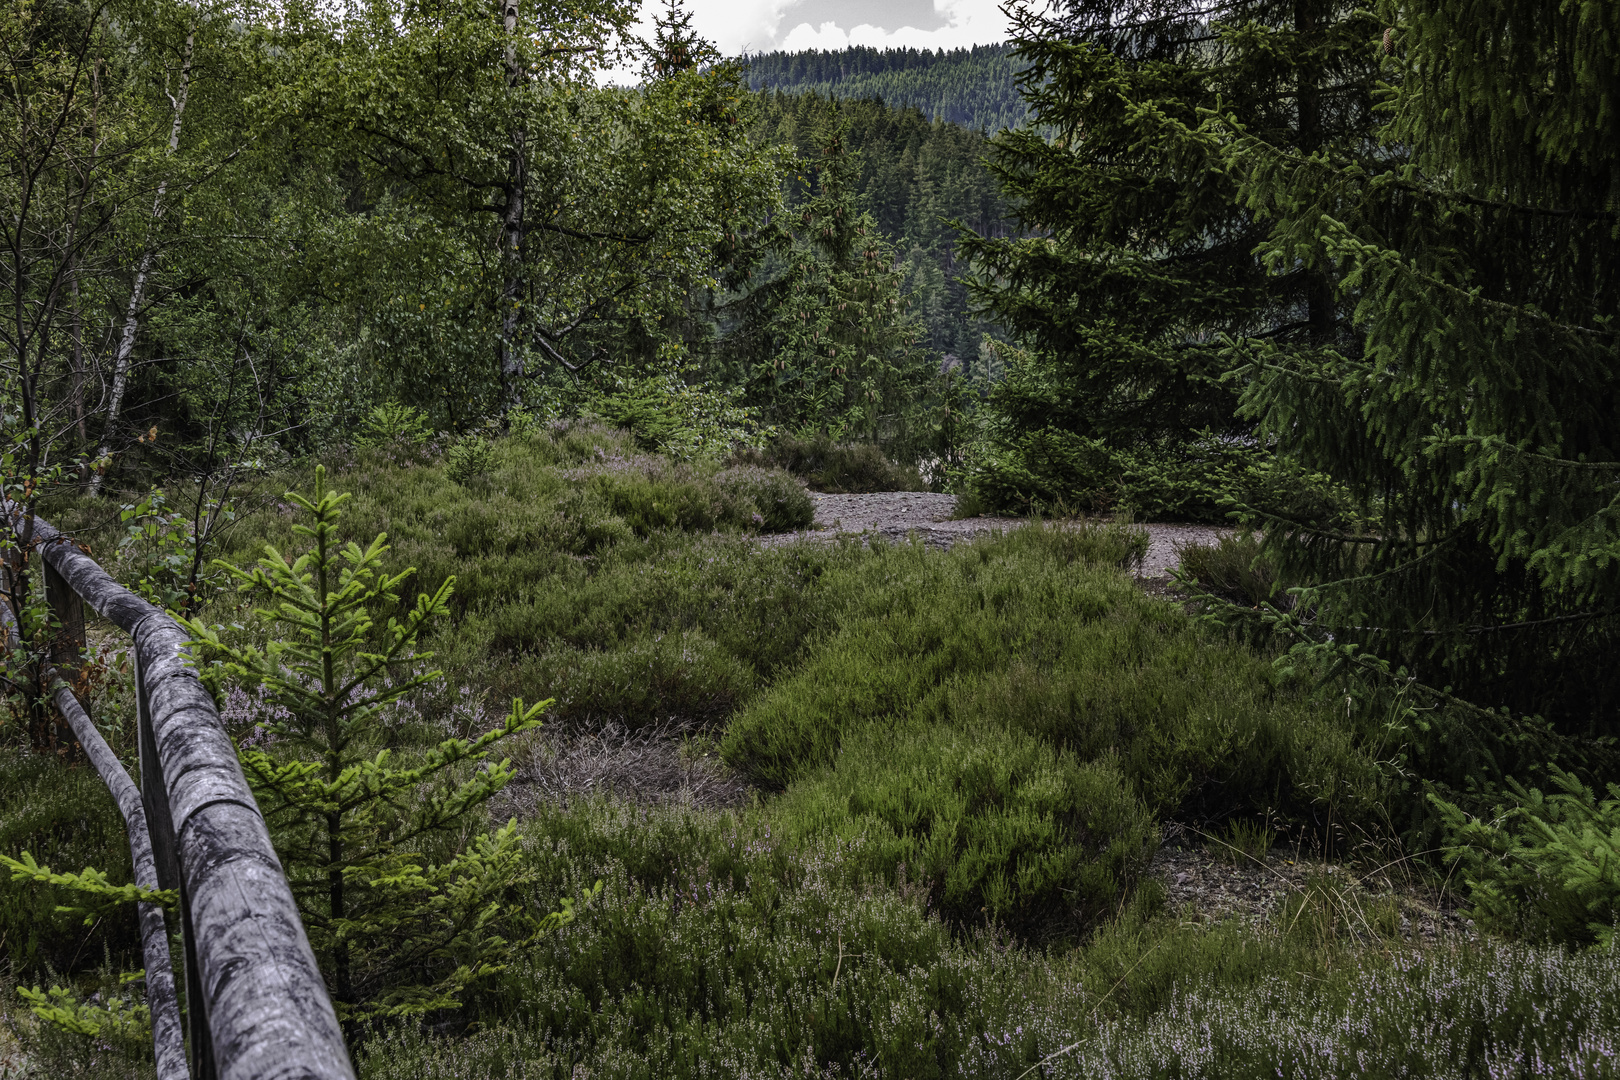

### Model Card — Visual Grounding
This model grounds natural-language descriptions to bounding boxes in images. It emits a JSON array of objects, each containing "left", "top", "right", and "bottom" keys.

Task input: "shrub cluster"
[
  {"left": 721, "top": 522, "right": 1387, "bottom": 931},
  {"left": 346, "top": 800, "right": 1617, "bottom": 1080},
  {"left": 13, "top": 435, "right": 1606, "bottom": 1079},
  {"left": 733, "top": 432, "right": 926, "bottom": 493}
]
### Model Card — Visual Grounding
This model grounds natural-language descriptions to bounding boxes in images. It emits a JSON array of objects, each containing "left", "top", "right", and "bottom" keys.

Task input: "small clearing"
[{"left": 761, "top": 491, "right": 1231, "bottom": 580}]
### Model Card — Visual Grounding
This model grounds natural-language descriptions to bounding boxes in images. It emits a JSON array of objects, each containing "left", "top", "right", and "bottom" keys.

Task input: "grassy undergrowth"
[{"left": 7, "top": 427, "right": 1613, "bottom": 1077}]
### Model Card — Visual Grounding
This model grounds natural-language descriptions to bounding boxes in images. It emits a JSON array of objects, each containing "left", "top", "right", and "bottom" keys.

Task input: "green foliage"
[
  {"left": 1434, "top": 769, "right": 1620, "bottom": 948},
  {"left": 183, "top": 428, "right": 833, "bottom": 735},
  {"left": 965, "top": 402, "right": 1360, "bottom": 524},
  {"left": 180, "top": 466, "right": 569, "bottom": 1019},
  {"left": 733, "top": 431, "right": 925, "bottom": 493},
  {"left": 745, "top": 44, "right": 1033, "bottom": 133},
  {"left": 0, "top": 852, "right": 175, "bottom": 922},
  {"left": 1175, "top": 532, "right": 1280, "bottom": 610},
  {"left": 589, "top": 369, "right": 767, "bottom": 460},
  {"left": 732, "top": 110, "right": 929, "bottom": 438},
  {"left": 722, "top": 522, "right": 1389, "bottom": 929},
  {"left": 358, "top": 403, "right": 434, "bottom": 449},
  {"left": 959, "top": 1, "right": 1382, "bottom": 522},
  {"left": 774, "top": 723, "right": 1155, "bottom": 927},
  {"left": 1220, "top": 0, "right": 1620, "bottom": 744},
  {"left": 710, "top": 466, "right": 814, "bottom": 532},
  {"left": 0, "top": 747, "right": 138, "bottom": 978},
  {"left": 17, "top": 979, "right": 152, "bottom": 1051},
  {"left": 1218, "top": 818, "right": 1277, "bottom": 866},
  {"left": 353, "top": 796, "right": 1620, "bottom": 1079},
  {"left": 749, "top": 90, "right": 1011, "bottom": 367},
  {"left": 573, "top": 454, "right": 812, "bottom": 536},
  {"left": 444, "top": 437, "right": 496, "bottom": 486},
  {"left": 114, "top": 487, "right": 236, "bottom": 615}
]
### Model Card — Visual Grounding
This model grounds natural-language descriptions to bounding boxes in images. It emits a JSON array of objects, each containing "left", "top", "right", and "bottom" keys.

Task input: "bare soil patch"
[
  {"left": 497, "top": 723, "right": 750, "bottom": 816},
  {"left": 1148, "top": 825, "right": 1470, "bottom": 943}
]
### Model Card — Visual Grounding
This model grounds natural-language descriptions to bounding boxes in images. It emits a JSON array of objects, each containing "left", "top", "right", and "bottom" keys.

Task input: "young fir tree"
[
  {"left": 1223, "top": 0, "right": 1620, "bottom": 753},
  {"left": 638, "top": 0, "right": 716, "bottom": 80},
  {"left": 958, "top": 0, "right": 1382, "bottom": 518},
  {"left": 751, "top": 111, "right": 925, "bottom": 437},
  {"left": 181, "top": 468, "right": 584, "bottom": 1021}
]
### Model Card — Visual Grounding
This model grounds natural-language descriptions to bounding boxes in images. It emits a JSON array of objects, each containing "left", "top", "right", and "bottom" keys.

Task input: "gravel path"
[{"left": 762, "top": 492, "right": 1232, "bottom": 579}]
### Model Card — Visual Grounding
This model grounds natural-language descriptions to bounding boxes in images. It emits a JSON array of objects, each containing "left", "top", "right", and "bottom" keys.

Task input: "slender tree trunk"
[
  {"left": 496, "top": 0, "right": 527, "bottom": 407},
  {"left": 1295, "top": 0, "right": 1335, "bottom": 343},
  {"left": 69, "top": 268, "right": 86, "bottom": 441},
  {"left": 90, "top": 24, "right": 195, "bottom": 493},
  {"left": 328, "top": 811, "right": 351, "bottom": 1008}
]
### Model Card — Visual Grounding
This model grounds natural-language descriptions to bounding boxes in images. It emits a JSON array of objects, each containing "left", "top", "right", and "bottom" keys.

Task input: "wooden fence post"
[{"left": 44, "top": 559, "right": 85, "bottom": 753}]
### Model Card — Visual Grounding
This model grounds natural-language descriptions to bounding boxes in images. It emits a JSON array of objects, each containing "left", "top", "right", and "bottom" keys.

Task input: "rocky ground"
[{"left": 759, "top": 492, "right": 1232, "bottom": 582}]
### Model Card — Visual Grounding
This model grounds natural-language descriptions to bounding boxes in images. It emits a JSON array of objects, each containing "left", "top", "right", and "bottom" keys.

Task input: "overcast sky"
[{"left": 602, "top": 0, "right": 1016, "bottom": 82}]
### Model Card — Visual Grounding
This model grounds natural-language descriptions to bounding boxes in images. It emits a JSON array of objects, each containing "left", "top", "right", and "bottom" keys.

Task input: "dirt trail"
[{"left": 761, "top": 491, "right": 1231, "bottom": 579}]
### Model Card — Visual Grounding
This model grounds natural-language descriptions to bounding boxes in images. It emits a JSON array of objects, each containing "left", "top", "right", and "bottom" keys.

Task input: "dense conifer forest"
[
  {"left": 3, "top": 1, "right": 1619, "bottom": 1076},
  {"left": 743, "top": 44, "right": 1032, "bottom": 131},
  {"left": 748, "top": 91, "right": 1013, "bottom": 365}
]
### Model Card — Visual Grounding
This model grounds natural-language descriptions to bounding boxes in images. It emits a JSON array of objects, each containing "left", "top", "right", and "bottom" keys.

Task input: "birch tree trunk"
[
  {"left": 69, "top": 265, "right": 86, "bottom": 441},
  {"left": 496, "top": 0, "right": 527, "bottom": 407},
  {"left": 89, "top": 24, "right": 194, "bottom": 494}
]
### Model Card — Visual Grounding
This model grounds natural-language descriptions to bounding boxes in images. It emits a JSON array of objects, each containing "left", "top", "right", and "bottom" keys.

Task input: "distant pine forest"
[
  {"left": 742, "top": 43, "right": 1032, "bottom": 132},
  {"left": 748, "top": 91, "right": 1015, "bottom": 364}
]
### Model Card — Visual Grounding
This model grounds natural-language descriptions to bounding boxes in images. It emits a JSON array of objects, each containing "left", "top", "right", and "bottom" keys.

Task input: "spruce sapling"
[{"left": 182, "top": 466, "right": 586, "bottom": 1022}]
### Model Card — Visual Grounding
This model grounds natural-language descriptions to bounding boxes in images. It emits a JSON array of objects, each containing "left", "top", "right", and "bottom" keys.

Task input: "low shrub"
[
  {"left": 1175, "top": 531, "right": 1281, "bottom": 609},
  {"left": 1434, "top": 767, "right": 1620, "bottom": 948},
  {"left": 963, "top": 428, "right": 1359, "bottom": 526},
  {"left": 723, "top": 525, "right": 1378, "bottom": 819},
  {"left": 771, "top": 723, "right": 1156, "bottom": 928},
  {"left": 720, "top": 523, "right": 1387, "bottom": 929},
  {"left": 506, "top": 631, "right": 756, "bottom": 730},
  {"left": 712, "top": 465, "right": 814, "bottom": 532},
  {"left": 346, "top": 796, "right": 1620, "bottom": 1080},
  {"left": 735, "top": 432, "right": 926, "bottom": 493},
  {"left": 566, "top": 454, "right": 808, "bottom": 536}
]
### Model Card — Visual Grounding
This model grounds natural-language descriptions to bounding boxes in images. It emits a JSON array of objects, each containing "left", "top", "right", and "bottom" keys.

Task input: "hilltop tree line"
[{"left": 743, "top": 43, "right": 1032, "bottom": 132}]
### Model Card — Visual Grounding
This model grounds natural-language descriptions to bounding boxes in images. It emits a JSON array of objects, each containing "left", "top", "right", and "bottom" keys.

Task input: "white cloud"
[
  {"left": 691, "top": 0, "right": 797, "bottom": 56},
  {"left": 598, "top": 0, "right": 1011, "bottom": 85},
  {"left": 778, "top": 0, "right": 1009, "bottom": 54}
]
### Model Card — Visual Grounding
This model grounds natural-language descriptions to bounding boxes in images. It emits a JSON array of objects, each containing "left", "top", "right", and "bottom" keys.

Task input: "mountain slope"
[{"left": 742, "top": 44, "right": 1030, "bottom": 133}]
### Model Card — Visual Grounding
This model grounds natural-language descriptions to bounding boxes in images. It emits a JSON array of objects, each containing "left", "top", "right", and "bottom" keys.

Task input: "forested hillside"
[
  {"left": 743, "top": 44, "right": 1031, "bottom": 132},
  {"left": 4, "top": 0, "right": 1620, "bottom": 1076},
  {"left": 748, "top": 92, "right": 1012, "bottom": 364}
]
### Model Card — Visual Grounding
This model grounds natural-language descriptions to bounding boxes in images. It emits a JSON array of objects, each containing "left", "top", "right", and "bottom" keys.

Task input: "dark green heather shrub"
[
  {"left": 721, "top": 522, "right": 1385, "bottom": 928},
  {"left": 1174, "top": 531, "right": 1281, "bottom": 608},
  {"left": 0, "top": 748, "right": 138, "bottom": 978},
  {"left": 723, "top": 524, "right": 1380, "bottom": 821},
  {"left": 346, "top": 799, "right": 1620, "bottom": 1080},
  {"left": 770, "top": 723, "right": 1155, "bottom": 927},
  {"left": 733, "top": 432, "right": 926, "bottom": 493}
]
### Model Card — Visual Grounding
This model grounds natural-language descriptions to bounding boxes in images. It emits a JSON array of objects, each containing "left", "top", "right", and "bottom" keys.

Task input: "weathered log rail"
[{"left": 2, "top": 502, "right": 354, "bottom": 1080}]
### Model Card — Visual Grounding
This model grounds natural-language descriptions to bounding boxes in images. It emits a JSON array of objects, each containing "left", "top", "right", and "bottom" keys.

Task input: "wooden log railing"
[{"left": 2, "top": 503, "right": 354, "bottom": 1080}]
